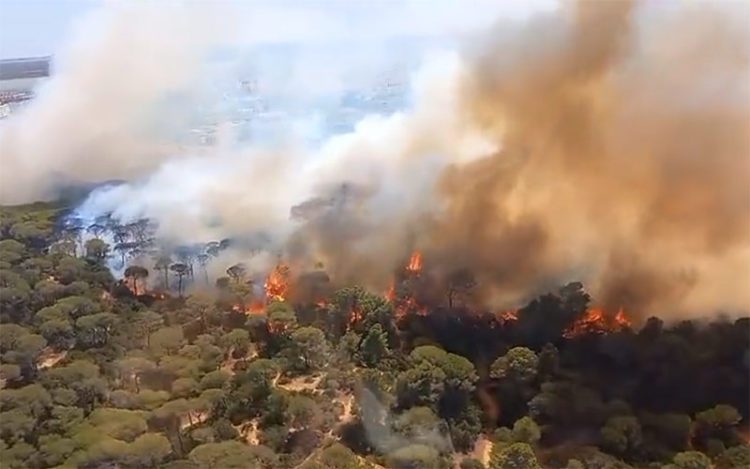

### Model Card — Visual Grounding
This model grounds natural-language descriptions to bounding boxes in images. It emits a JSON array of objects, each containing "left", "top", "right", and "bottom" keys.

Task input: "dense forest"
[{"left": 0, "top": 202, "right": 748, "bottom": 469}]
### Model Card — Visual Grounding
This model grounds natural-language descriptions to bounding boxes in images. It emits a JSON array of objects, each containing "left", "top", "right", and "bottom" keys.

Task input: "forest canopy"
[{"left": 0, "top": 202, "right": 747, "bottom": 469}]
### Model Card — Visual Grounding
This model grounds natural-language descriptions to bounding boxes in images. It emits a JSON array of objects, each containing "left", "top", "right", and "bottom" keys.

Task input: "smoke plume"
[
  {"left": 287, "top": 1, "right": 750, "bottom": 316},
  {"left": 0, "top": 3, "right": 232, "bottom": 204},
  {"left": 435, "top": 0, "right": 750, "bottom": 314},
  {"left": 3, "top": 1, "right": 749, "bottom": 317}
]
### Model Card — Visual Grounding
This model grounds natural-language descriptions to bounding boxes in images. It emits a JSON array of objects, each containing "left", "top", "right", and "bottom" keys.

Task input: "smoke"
[
  {"left": 292, "top": 0, "right": 750, "bottom": 316},
  {"left": 359, "top": 387, "right": 454, "bottom": 456},
  {"left": 0, "top": 2, "right": 235, "bottom": 204},
  {"left": 428, "top": 0, "right": 750, "bottom": 314},
  {"left": 3, "top": 1, "right": 749, "bottom": 317}
]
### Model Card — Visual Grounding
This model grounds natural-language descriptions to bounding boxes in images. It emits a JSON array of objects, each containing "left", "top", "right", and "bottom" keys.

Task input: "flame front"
[
  {"left": 385, "top": 281, "right": 396, "bottom": 301},
  {"left": 406, "top": 251, "right": 423, "bottom": 274},
  {"left": 613, "top": 307, "right": 632, "bottom": 328},
  {"left": 563, "top": 307, "right": 632, "bottom": 338},
  {"left": 232, "top": 302, "right": 265, "bottom": 315},
  {"left": 497, "top": 310, "right": 518, "bottom": 324}
]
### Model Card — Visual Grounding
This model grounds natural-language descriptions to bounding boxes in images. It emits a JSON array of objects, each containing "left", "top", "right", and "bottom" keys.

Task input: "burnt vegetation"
[{"left": 0, "top": 203, "right": 747, "bottom": 469}]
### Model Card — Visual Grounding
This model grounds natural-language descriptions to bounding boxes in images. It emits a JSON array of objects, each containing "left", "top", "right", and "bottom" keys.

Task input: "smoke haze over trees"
[{"left": 1, "top": 0, "right": 748, "bottom": 322}]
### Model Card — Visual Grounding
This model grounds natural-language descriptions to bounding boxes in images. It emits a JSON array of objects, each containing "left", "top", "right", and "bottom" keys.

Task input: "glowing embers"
[
  {"left": 563, "top": 307, "right": 632, "bottom": 338},
  {"left": 348, "top": 307, "right": 364, "bottom": 328},
  {"left": 264, "top": 263, "right": 290, "bottom": 302}
]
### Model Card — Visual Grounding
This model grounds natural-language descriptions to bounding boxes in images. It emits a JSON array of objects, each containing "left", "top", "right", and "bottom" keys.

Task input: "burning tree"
[
  {"left": 406, "top": 251, "right": 422, "bottom": 273},
  {"left": 123, "top": 265, "right": 149, "bottom": 296},
  {"left": 264, "top": 263, "right": 290, "bottom": 302},
  {"left": 386, "top": 250, "right": 430, "bottom": 321},
  {"left": 563, "top": 307, "right": 632, "bottom": 339}
]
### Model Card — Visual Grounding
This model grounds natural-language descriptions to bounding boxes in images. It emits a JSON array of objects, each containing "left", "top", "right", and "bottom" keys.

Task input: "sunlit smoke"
[{"left": 2, "top": 0, "right": 749, "bottom": 318}]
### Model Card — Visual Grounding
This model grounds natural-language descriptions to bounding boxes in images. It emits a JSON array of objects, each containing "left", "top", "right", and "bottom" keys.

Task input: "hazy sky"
[{"left": 0, "top": 0, "right": 558, "bottom": 59}]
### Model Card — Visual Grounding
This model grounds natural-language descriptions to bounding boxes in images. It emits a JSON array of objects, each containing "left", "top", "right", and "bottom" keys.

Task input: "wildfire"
[
  {"left": 563, "top": 307, "right": 632, "bottom": 338},
  {"left": 497, "top": 310, "right": 519, "bottom": 324},
  {"left": 406, "top": 251, "right": 423, "bottom": 274},
  {"left": 349, "top": 307, "right": 364, "bottom": 327},
  {"left": 390, "top": 294, "right": 427, "bottom": 321},
  {"left": 265, "top": 263, "right": 290, "bottom": 302},
  {"left": 386, "top": 281, "right": 396, "bottom": 301},
  {"left": 385, "top": 251, "right": 428, "bottom": 321},
  {"left": 614, "top": 307, "right": 632, "bottom": 328},
  {"left": 123, "top": 277, "right": 139, "bottom": 295},
  {"left": 232, "top": 302, "right": 265, "bottom": 315}
]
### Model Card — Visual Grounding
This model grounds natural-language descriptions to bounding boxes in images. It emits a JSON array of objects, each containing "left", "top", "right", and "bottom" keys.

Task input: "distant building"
[{"left": 0, "top": 56, "right": 51, "bottom": 118}]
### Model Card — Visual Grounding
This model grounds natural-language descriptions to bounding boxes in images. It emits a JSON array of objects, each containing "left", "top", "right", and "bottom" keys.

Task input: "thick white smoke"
[
  {"left": 78, "top": 51, "right": 494, "bottom": 246},
  {"left": 0, "top": 3, "right": 234, "bottom": 203},
  {"left": 1, "top": 0, "right": 534, "bottom": 205}
]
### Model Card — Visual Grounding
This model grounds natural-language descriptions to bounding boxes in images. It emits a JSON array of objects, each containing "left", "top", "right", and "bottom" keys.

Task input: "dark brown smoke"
[
  {"left": 433, "top": 0, "right": 749, "bottom": 314},
  {"left": 289, "top": 0, "right": 750, "bottom": 317}
]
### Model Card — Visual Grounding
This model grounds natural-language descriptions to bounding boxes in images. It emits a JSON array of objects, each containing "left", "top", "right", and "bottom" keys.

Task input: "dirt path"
[
  {"left": 338, "top": 394, "right": 354, "bottom": 423},
  {"left": 292, "top": 449, "right": 320, "bottom": 469},
  {"left": 38, "top": 349, "right": 68, "bottom": 369},
  {"left": 219, "top": 346, "right": 259, "bottom": 377},
  {"left": 277, "top": 374, "right": 322, "bottom": 393},
  {"left": 220, "top": 356, "right": 239, "bottom": 376},
  {"left": 180, "top": 411, "right": 208, "bottom": 430},
  {"left": 471, "top": 434, "right": 493, "bottom": 467},
  {"left": 234, "top": 419, "right": 260, "bottom": 445}
]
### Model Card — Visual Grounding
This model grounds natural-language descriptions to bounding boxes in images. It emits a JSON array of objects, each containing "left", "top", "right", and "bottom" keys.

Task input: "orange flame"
[
  {"left": 406, "top": 251, "right": 423, "bottom": 274},
  {"left": 386, "top": 281, "right": 396, "bottom": 301},
  {"left": 614, "top": 307, "right": 632, "bottom": 328},
  {"left": 123, "top": 277, "right": 139, "bottom": 295},
  {"left": 384, "top": 251, "right": 427, "bottom": 321},
  {"left": 497, "top": 310, "right": 519, "bottom": 324},
  {"left": 563, "top": 307, "right": 632, "bottom": 338},
  {"left": 349, "top": 307, "right": 364, "bottom": 327},
  {"left": 232, "top": 302, "right": 265, "bottom": 315},
  {"left": 265, "top": 263, "right": 290, "bottom": 302},
  {"left": 388, "top": 291, "right": 427, "bottom": 320}
]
